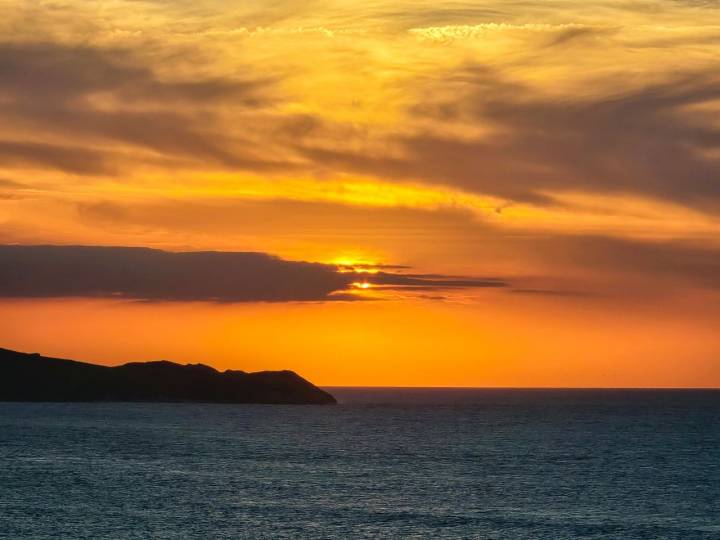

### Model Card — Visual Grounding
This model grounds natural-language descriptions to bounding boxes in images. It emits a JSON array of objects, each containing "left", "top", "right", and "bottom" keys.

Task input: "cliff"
[{"left": 0, "top": 347, "right": 336, "bottom": 404}]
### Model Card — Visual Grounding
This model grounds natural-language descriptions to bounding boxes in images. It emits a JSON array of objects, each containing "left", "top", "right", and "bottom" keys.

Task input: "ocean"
[{"left": 0, "top": 389, "right": 718, "bottom": 539}]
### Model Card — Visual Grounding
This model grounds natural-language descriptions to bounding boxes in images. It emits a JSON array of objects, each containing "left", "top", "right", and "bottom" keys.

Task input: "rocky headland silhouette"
[{"left": 0, "top": 347, "right": 336, "bottom": 404}]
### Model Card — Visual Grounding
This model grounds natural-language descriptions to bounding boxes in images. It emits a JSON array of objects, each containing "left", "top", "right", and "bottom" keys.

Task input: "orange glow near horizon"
[{"left": 0, "top": 297, "right": 718, "bottom": 388}]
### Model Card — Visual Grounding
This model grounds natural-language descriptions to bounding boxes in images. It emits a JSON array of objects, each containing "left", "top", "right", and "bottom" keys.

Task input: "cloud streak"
[
  {"left": 0, "top": 245, "right": 507, "bottom": 302},
  {"left": 302, "top": 67, "right": 720, "bottom": 213},
  {"left": 0, "top": 42, "right": 288, "bottom": 174}
]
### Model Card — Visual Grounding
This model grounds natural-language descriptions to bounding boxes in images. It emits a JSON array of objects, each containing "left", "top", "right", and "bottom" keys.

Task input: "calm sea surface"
[{"left": 1, "top": 389, "right": 718, "bottom": 539}]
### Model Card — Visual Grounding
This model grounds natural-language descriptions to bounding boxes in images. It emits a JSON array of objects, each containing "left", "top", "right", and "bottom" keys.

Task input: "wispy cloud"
[
  {"left": 302, "top": 67, "right": 720, "bottom": 213},
  {"left": 0, "top": 42, "right": 287, "bottom": 174},
  {"left": 408, "top": 23, "right": 593, "bottom": 42}
]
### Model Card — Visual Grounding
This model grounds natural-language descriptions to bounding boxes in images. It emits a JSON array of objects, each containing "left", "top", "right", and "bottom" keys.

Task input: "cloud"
[
  {"left": 301, "top": 67, "right": 720, "bottom": 213},
  {"left": 500, "top": 233, "right": 720, "bottom": 296},
  {"left": 543, "top": 26, "right": 610, "bottom": 48},
  {"left": 0, "top": 177, "right": 31, "bottom": 200},
  {"left": 0, "top": 42, "right": 268, "bottom": 107},
  {"left": 0, "top": 245, "right": 507, "bottom": 302},
  {"left": 0, "top": 140, "right": 113, "bottom": 175},
  {"left": 549, "top": 235, "right": 720, "bottom": 291},
  {"left": 0, "top": 245, "right": 350, "bottom": 302},
  {"left": 371, "top": 272, "right": 505, "bottom": 289},
  {"left": 510, "top": 288, "right": 595, "bottom": 298},
  {"left": 61, "top": 198, "right": 720, "bottom": 295},
  {"left": 408, "top": 23, "right": 593, "bottom": 42},
  {"left": 0, "top": 179, "right": 27, "bottom": 189},
  {"left": 0, "top": 42, "right": 288, "bottom": 173}
]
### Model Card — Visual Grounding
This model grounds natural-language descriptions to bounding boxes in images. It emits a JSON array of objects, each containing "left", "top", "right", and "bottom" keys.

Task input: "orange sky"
[{"left": 1, "top": 0, "right": 719, "bottom": 386}]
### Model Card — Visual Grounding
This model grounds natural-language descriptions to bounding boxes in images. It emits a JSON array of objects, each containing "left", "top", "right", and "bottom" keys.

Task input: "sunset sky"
[{"left": 1, "top": 0, "right": 719, "bottom": 386}]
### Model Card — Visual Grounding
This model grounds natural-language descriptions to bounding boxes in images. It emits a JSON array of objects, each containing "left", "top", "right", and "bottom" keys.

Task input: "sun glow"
[
  {"left": 331, "top": 255, "right": 384, "bottom": 275},
  {"left": 338, "top": 266, "right": 380, "bottom": 274},
  {"left": 330, "top": 255, "right": 378, "bottom": 266}
]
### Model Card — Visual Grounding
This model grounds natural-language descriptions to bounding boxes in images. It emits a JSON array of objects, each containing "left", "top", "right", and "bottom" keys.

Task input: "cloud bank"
[{"left": 0, "top": 245, "right": 506, "bottom": 302}]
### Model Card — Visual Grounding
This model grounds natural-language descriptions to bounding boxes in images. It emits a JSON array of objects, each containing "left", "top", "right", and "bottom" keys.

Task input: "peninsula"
[{"left": 0, "top": 347, "right": 336, "bottom": 404}]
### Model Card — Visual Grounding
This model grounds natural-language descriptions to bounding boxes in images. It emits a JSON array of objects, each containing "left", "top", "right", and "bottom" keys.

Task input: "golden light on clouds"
[{"left": 1, "top": 0, "right": 719, "bottom": 385}]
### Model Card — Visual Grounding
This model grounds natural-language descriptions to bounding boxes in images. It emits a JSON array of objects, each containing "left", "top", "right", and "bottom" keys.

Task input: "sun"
[
  {"left": 331, "top": 255, "right": 382, "bottom": 275},
  {"left": 329, "top": 254, "right": 379, "bottom": 267},
  {"left": 352, "top": 282, "right": 372, "bottom": 290}
]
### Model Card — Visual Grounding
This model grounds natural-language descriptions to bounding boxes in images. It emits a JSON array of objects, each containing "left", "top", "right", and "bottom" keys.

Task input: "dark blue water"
[{"left": 1, "top": 389, "right": 718, "bottom": 539}]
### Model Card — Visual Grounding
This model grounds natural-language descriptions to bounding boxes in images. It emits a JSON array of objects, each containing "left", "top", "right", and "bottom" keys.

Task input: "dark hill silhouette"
[{"left": 0, "top": 348, "right": 336, "bottom": 404}]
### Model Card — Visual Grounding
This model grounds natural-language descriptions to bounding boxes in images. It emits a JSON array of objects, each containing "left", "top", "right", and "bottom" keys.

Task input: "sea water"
[{"left": 0, "top": 389, "right": 718, "bottom": 539}]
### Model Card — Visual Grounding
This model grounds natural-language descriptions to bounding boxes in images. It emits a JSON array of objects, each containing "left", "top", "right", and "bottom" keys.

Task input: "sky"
[{"left": 0, "top": 0, "right": 719, "bottom": 386}]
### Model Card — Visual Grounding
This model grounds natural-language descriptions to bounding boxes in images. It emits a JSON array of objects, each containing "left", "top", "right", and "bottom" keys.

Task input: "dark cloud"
[
  {"left": 0, "top": 42, "right": 267, "bottom": 107},
  {"left": 0, "top": 42, "right": 288, "bottom": 173},
  {"left": 0, "top": 245, "right": 353, "bottom": 302},
  {"left": 302, "top": 67, "right": 720, "bottom": 212},
  {"left": 0, "top": 245, "right": 507, "bottom": 302},
  {"left": 503, "top": 234, "right": 720, "bottom": 295},
  {"left": 547, "top": 235, "right": 720, "bottom": 291},
  {"left": 0, "top": 140, "right": 113, "bottom": 175}
]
